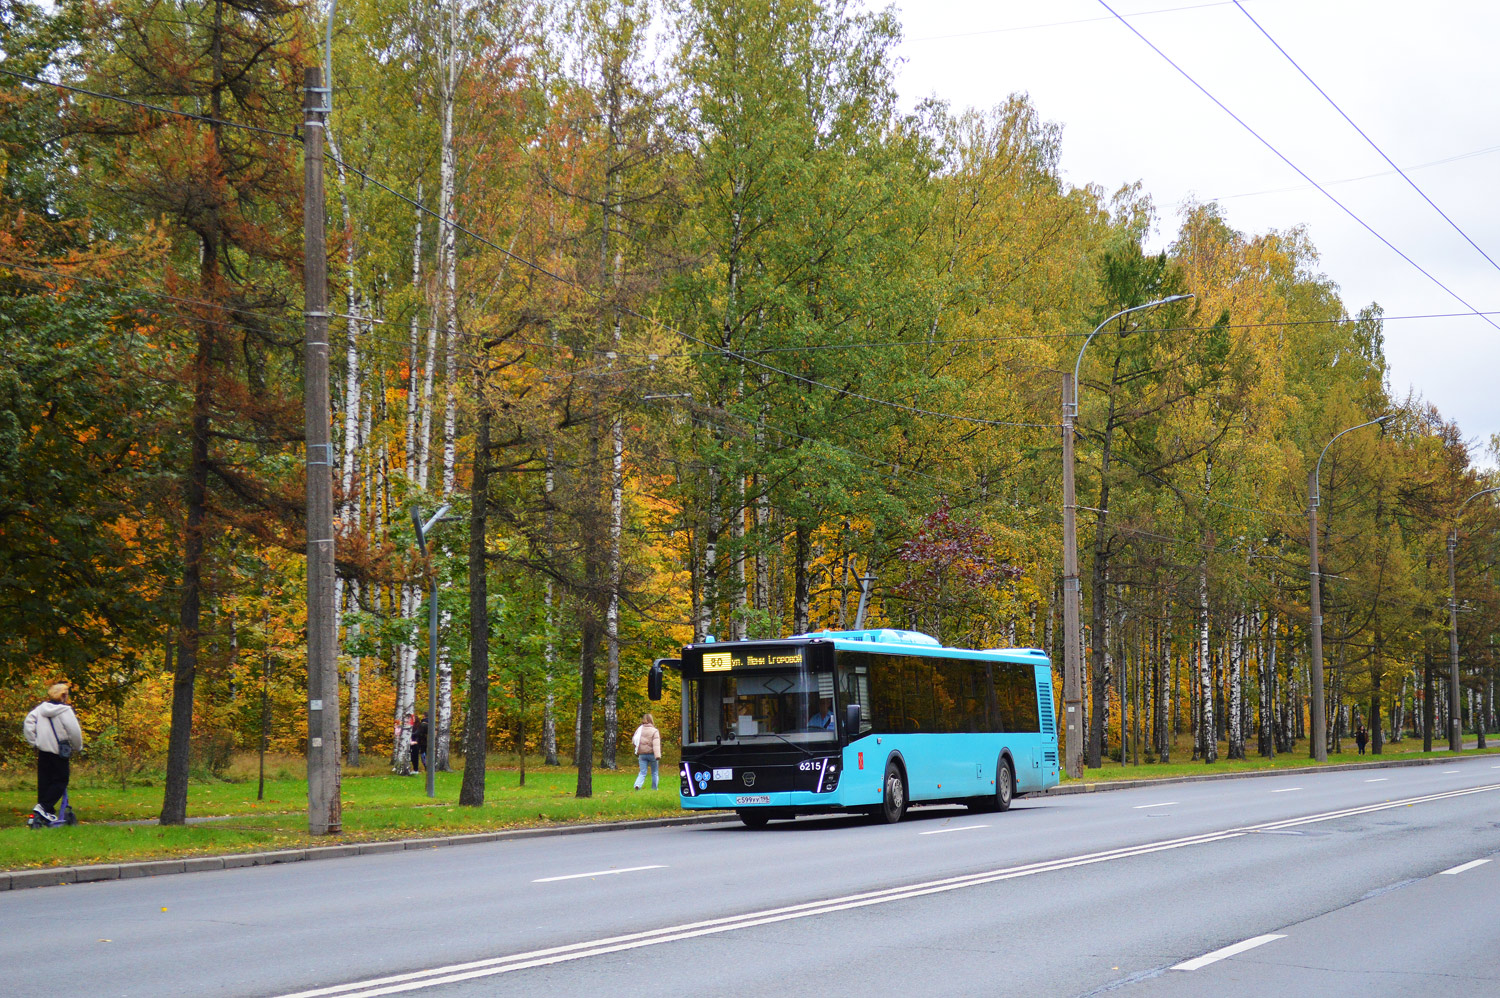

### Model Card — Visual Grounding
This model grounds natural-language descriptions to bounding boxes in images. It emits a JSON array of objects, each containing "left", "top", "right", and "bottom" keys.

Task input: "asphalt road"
[{"left": 3, "top": 757, "right": 1499, "bottom": 998}]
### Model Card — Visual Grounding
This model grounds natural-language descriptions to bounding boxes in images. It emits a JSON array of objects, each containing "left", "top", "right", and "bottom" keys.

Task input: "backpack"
[{"left": 48, "top": 716, "right": 73, "bottom": 758}]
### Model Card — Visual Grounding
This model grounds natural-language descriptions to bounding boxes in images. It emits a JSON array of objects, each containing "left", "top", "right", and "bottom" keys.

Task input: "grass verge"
[{"left": 1, "top": 760, "right": 689, "bottom": 871}]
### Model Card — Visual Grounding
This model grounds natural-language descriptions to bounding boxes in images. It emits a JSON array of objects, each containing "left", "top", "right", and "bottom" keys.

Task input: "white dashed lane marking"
[
  {"left": 1172, "top": 933, "right": 1285, "bottom": 971},
  {"left": 1439, "top": 859, "right": 1490, "bottom": 876},
  {"left": 533, "top": 865, "right": 666, "bottom": 883},
  {"left": 919, "top": 825, "right": 989, "bottom": 836}
]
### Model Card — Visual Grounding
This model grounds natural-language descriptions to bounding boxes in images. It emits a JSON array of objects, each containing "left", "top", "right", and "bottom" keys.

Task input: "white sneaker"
[{"left": 32, "top": 805, "right": 57, "bottom": 823}]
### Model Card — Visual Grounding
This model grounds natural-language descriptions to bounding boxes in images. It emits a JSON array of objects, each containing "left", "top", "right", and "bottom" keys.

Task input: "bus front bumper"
[{"left": 681, "top": 790, "right": 847, "bottom": 811}]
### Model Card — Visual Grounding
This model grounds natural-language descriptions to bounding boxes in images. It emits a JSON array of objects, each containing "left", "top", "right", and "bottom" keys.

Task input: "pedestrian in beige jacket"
[
  {"left": 23, "top": 683, "right": 83, "bottom": 824},
  {"left": 632, "top": 713, "right": 662, "bottom": 790}
]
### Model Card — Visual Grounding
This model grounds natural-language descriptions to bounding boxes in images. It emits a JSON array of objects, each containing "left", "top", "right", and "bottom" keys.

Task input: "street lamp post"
[
  {"left": 1062, "top": 293, "right": 1192, "bottom": 778},
  {"left": 412, "top": 504, "right": 453, "bottom": 799},
  {"left": 1447, "top": 487, "right": 1499, "bottom": 752},
  {"left": 1306, "top": 415, "right": 1390, "bottom": 762}
]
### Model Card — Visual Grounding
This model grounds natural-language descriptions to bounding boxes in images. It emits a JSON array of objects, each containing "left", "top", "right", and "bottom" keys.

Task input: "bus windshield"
[{"left": 686, "top": 664, "right": 837, "bottom": 745}]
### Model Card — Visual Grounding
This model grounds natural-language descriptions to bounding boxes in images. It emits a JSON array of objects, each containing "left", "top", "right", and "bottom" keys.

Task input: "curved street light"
[
  {"left": 1447, "top": 487, "right": 1500, "bottom": 752},
  {"left": 1307, "top": 414, "right": 1391, "bottom": 762},
  {"left": 1061, "top": 293, "right": 1194, "bottom": 778}
]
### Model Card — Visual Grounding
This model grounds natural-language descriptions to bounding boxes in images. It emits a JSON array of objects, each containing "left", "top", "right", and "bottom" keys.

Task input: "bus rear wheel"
[
  {"left": 873, "top": 761, "right": 908, "bottom": 824},
  {"left": 738, "top": 810, "right": 770, "bottom": 828},
  {"left": 970, "top": 755, "right": 1014, "bottom": 813}
]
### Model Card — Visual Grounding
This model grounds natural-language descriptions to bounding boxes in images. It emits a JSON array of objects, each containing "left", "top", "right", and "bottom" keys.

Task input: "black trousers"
[{"left": 36, "top": 750, "right": 69, "bottom": 813}]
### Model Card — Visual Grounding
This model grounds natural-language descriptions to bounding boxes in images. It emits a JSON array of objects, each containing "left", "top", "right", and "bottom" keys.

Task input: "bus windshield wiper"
[{"left": 747, "top": 731, "right": 817, "bottom": 756}]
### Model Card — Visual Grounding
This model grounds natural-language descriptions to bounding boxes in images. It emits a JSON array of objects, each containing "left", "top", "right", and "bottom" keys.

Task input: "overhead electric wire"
[
  {"left": 906, "top": 1, "right": 1245, "bottom": 43},
  {"left": 1213, "top": 141, "right": 1500, "bottom": 203},
  {"left": 0, "top": 67, "right": 299, "bottom": 139},
  {"left": 1231, "top": 1, "right": 1500, "bottom": 281},
  {"left": 1097, "top": 0, "right": 1500, "bottom": 335}
]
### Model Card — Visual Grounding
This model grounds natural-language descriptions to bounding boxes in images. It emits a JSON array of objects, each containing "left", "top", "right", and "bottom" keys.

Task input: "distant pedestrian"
[
  {"left": 633, "top": 713, "right": 662, "bottom": 790},
  {"left": 412, "top": 716, "right": 429, "bottom": 773},
  {"left": 1355, "top": 725, "right": 1368, "bottom": 755},
  {"left": 23, "top": 683, "right": 83, "bottom": 825}
]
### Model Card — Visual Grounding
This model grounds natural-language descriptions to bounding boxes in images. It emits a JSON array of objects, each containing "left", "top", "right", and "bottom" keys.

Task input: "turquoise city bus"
[{"left": 652, "top": 629, "right": 1059, "bottom": 827}]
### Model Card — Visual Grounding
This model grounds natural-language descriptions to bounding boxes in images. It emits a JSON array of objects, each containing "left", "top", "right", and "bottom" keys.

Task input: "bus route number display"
[{"left": 702, "top": 649, "right": 803, "bottom": 671}]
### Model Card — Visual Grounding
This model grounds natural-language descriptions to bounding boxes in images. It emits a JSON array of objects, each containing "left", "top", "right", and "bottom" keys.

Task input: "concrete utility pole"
[
  {"left": 303, "top": 66, "right": 341, "bottom": 835},
  {"left": 1062, "top": 295, "right": 1191, "bottom": 779},
  {"left": 1448, "top": 487, "right": 1499, "bottom": 752},
  {"left": 1061, "top": 372, "right": 1083, "bottom": 778},
  {"left": 1306, "top": 415, "right": 1389, "bottom": 763}
]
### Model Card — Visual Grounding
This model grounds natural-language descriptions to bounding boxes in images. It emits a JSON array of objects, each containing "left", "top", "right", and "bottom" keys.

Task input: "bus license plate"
[{"left": 735, "top": 795, "right": 770, "bottom": 805}]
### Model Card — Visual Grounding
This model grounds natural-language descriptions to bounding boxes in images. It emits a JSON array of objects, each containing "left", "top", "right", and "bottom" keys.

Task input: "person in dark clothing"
[
  {"left": 1355, "top": 725, "right": 1368, "bottom": 755},
  {"left": 412, "top": 717, "right": 429, "bottom": 773},
  {"left": 23, "top": 683, "right": 83, "bottom": 824}
]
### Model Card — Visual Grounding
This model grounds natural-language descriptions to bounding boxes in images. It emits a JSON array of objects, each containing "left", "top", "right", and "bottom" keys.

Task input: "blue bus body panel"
[{"left": 679, "top": 639, "right": 1059, "bottom": 813}]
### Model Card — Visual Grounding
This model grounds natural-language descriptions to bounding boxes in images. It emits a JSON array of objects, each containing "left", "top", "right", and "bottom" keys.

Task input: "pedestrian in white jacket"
[
  {"left": 23, "top": 683, "right": 83, "bottom": 823},
  {"left": 632, "top": 713, "right": 662, "bottom": 790}
]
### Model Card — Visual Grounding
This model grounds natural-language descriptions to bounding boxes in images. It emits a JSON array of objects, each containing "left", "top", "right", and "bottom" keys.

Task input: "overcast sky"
[{"left": 890, "top": 0, "right": 1500, "bottom": 463}]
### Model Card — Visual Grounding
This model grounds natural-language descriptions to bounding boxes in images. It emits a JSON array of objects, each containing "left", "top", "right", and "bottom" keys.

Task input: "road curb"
[
  {"left": 3, "top": 752, "right": 1490, "bottom": 894},
  {"left": 0, "top": 812, "right": 736, "bottom": 893},
  {"left": 1041, "top": 752, "right": 1485, "bottom": 796}
]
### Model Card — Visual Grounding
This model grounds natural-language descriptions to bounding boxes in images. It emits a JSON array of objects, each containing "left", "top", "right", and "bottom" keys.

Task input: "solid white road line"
[
  {"left": 1270, "top": 787, "right": 1301, "bottom": 793},
  {"left": 1171, "top": 934, "right": 1285, "bottom": 971},
  {"left": 1134, "top": 802, "right": 1178, "bottom": 809},
  {"left": 274, "top": 783, "right": 1500, "bottom": 998},
  {"left": 533, "top": 865, "right": 665, "bottom": 883},
  {"left": 1364, "top": 778, "right": 1388, "bottom": 783},
  {"left": 1438, "top": 858, "right": 1490, "bottom": 876},
  {"left": 919, "top": 824, "right": 989, "bottom": 835}
]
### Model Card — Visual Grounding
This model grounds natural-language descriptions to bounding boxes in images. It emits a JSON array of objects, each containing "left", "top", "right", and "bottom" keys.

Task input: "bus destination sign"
[{"left": 702, "top": 649, "right": 804, "bottom": 672}]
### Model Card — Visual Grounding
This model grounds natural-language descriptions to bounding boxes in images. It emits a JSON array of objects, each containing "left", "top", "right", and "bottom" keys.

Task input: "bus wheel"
[
  {"left": 996, "top": 756, "right": 1014, "bottom": 812},
  {"left": 875, "top": 761, "right": 908, "bottom": 824},
  {"left": 738, "top": 810, "right": 770, "bottom": 828}
]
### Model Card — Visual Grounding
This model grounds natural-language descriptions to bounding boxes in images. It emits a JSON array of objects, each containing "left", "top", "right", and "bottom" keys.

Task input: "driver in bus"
[{"left": 808, "top": 699, "right": 835, "bottom": 732}]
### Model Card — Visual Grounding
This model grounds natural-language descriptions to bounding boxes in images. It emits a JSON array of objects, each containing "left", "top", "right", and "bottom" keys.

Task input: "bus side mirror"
[
  {"left": 845, "top": 703, "right": 861, "bottom": 735},
  {"left": 649, "top": 658, "right": 678, "bottom": 701}
]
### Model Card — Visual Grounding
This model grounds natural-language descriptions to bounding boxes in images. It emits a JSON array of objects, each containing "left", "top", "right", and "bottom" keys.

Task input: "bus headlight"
[{"left": 812, "top": 757, "right": 840, "bottom": 793}]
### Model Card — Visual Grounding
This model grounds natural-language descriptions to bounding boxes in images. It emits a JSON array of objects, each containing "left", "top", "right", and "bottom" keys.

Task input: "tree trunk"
[
  {"left": 1261, "top": 608, "right": 1277, "bottom": 758},
  {"left": 576, "top": 611, "right": 601, "bottom": 799},
  {"left": 1155, "top": 617, "right": 1170, "bottom": 762},
  {"left": 700, "top": 468, "right": 720, "bottom": 640},
  {"left": 392, "top": 585, "right": 417, "bottom": 774},
  {"left": 794, "top": 522, "right": 812, "bottom": 633},
  {"left": 1228, "top": 610, "right": 1244, "bottom": 760},
  {"left": 603, "top": 410, "right": 624, "bottom": 770},
  {"left": 1197, "top": 559, "right": 1216, "bottom": 763},
  {"left": 459, "top": 403, "right": 490, "bottom": 806},
  {"left": 160, "top": 232, "right": 218, "bottom": 825},
  {"left": 346, "top": 579, "right": 361, "bottom": 766},
  {"left": 405, "top": 183, "right": 424, "bottom": 485},
  {"left": 431, "top": 26, "right": 462, "bottom": 771},
  {"left": 542, "top": 446, "right": 559, "bottom": 765},
  {"left": 1087, "top": 509, "right": 1111, "bottom": 768}
]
